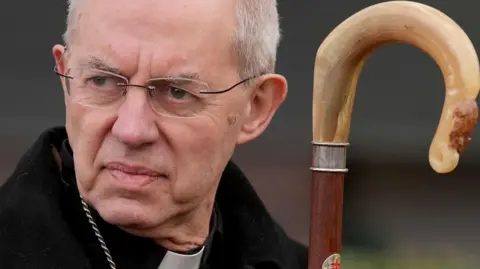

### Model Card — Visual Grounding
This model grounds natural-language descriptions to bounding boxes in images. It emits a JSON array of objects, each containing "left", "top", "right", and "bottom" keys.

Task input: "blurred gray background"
[{"left": 1, "top": 0, "right": 480, "bottom": 265}]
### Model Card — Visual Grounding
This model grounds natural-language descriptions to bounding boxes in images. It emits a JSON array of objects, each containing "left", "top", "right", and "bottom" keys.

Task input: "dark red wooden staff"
[{"left": 307, "top": 1, "right": 480, "bottom": 268}]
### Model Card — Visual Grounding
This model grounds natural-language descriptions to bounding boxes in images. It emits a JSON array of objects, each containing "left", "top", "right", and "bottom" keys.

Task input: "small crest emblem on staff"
[{"left": 322, "top": 253, "right": 341, "bottom": 269}]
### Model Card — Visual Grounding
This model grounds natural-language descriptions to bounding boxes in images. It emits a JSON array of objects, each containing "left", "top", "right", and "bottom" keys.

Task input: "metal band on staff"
[{"left": 310, "top": 142, "right": 349, "bottom": 173}]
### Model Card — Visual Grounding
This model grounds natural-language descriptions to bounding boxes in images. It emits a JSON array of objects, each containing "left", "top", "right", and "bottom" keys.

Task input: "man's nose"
[{"left": 111, "top": 89, "right": 160, "bottom": 147}]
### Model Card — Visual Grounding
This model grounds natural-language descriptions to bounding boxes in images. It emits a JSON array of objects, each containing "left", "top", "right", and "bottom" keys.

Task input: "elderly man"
[{"left": 0, "top": 0, "right": 307, "bottom": 268}]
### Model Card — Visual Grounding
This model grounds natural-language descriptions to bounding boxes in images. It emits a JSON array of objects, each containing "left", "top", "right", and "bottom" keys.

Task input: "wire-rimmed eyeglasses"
[{"left": 53, "top": 53, "right": 259, "bottom": 118}]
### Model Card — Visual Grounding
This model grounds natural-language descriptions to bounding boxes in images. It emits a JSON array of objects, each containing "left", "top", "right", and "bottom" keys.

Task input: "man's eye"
[
  {"left": 86, "top": 76, "right": 120, "bottom": 89},
  {"left": 92, "top": 76, "right": 108, "bottom": 86},
  {"left": 169, "top": 87, "right": 190, "bottom": 100}
]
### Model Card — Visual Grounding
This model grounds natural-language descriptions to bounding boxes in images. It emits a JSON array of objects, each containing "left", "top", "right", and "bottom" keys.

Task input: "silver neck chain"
[{"left": 80, "top": 196, "right": 117, "bottom": 269}]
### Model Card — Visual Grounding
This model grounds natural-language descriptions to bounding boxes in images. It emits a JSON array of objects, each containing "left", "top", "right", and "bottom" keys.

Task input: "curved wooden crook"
[
  {"left": 309, "top": 2, "right": 479, "bottom": 268},
  {"left": 313, "top": 1, "right": 480, "bottom": 174}
]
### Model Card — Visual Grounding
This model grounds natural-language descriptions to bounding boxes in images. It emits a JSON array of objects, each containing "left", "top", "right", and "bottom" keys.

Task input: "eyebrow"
[
  {"left": 79, "top": 56, "right": 202, "bottom": 81},
  {"left": 81, "top": 56, "right": 121, "bottom": 74},
  {"left": 163, "top": 72, "right": 201, "bottom": 81}
]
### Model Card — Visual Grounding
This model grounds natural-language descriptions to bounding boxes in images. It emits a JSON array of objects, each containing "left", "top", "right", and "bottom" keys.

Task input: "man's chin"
[{"left": 92, "top": 198, "right": 155, "bottom": 229}]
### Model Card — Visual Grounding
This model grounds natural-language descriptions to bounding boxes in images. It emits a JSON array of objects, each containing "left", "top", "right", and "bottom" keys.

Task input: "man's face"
[{"left": 53, "top": 0, "right": 286, "bottom": 242}]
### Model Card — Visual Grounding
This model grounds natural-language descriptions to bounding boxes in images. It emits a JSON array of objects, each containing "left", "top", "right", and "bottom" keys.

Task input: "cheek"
[
  {"left": 66, "top": 104, "right": 116, "bottom": 194},
  {"left": 165, "top": 111, "right": 237, "bottom": 203}
]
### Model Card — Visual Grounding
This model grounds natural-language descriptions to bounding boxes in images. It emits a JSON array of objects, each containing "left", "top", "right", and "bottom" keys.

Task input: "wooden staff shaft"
[{"left": 308, "top": 172, "right": 344, "bottom": 268}]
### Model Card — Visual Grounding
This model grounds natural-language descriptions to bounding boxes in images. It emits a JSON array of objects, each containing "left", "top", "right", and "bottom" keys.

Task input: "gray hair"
[{"left": 62, "top": 0, "right": 282, "bottom": 79}]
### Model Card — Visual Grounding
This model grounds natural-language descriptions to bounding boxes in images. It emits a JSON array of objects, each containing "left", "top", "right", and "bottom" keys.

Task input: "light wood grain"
[{"left": 312, "top": 1, "right": 480, "bottom": 174}]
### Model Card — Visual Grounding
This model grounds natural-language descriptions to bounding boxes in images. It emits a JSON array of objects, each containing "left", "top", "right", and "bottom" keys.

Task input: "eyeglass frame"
[{"left": 53, "top": 47, "right": 262, "bottom": 97}]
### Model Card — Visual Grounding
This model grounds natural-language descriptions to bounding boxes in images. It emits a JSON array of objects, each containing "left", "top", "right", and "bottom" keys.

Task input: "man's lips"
[
  {"left": 105, "top": 162, "right": 164, "bottom": 177},
  {"left": 105, "top": 162, "right": 167, "bottom": 189}
]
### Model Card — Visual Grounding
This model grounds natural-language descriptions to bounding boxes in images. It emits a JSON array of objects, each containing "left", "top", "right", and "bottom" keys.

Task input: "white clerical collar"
[{"left": 157, "top": 246, "right": 205, "bottom": 269}]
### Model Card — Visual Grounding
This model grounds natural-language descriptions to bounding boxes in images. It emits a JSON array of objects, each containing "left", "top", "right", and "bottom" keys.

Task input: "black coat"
[{"left": 0, "top": 127, "right": 307, "bottom": 269}]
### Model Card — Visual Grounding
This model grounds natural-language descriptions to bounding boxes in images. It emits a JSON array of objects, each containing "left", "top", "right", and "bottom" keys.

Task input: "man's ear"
[
  {"left": 236, "top": 74, "right": 288, "bottom": 145},
  {"left": 52, "top": 44, "right": 69, "bottom": 97}
]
